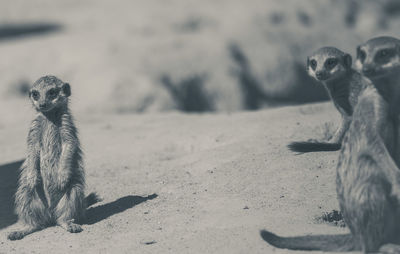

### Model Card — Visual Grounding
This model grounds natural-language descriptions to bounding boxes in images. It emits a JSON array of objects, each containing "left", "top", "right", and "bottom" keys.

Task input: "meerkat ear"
[
  {"left": 62, "top": 83, "right": 71, "bottom": 97},
  {"left": 306, "top": 56, "right": 310, "bottom": 70},
  {"left": 343, "top": 54, "right": 352, "bottom": 68},
  {"left": 356, "top": 45, "right": 361, "bottom": 54}
]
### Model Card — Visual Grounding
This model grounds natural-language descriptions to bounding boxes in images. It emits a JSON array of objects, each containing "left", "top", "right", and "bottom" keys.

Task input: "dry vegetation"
[{"left": 1, "top": 0, "right": 400, "bottom": 117}]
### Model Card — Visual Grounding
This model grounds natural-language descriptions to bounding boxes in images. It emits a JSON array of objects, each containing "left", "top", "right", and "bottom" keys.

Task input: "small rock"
[{"left": 141, "top": 240, "right": 157, "bottom": 245}]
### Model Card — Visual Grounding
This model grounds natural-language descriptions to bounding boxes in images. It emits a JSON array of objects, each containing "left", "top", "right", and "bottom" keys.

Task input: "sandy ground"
[{"left": 0, "top": 102, "right": 358, "bottom": 254}]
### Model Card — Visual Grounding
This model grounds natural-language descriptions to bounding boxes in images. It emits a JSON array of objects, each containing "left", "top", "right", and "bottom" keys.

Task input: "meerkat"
[
  {"left": 288, "top": 47, "right": 369, "bottom": 153},
  {"left": 355, "top": 36, "right": 400, "bottom": 165},
  {"left": 8, "top": 76, "right": 98, "bottom": 241},
  {"left": 260, "top": 37, "right": 400, "bottom": 253}
]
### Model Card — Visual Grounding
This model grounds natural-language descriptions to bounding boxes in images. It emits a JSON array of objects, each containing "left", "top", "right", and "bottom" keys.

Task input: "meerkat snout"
[
  {"left": 315, "top": 70, "right": 328, "bottom": 81},
  {"left": 29, "top": 76, "right": 71, "bottom": 112}
]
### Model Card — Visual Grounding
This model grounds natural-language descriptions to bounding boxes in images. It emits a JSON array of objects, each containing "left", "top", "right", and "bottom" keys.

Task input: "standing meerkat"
[
  {"left": 8, "top": 76, "right": 98, "bottom": 241},
  {"left": 288, "top": 47, "right": 369, "bottom": 153},
  {"left": 355, "top": 36, "right": 400, "bottom": 165},
  {"left": 260, "top": 37, "right": 400, "bottom": 253}
]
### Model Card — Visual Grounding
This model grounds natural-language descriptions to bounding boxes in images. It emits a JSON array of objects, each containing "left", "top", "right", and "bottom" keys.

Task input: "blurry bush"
[
  {"left": 3, "top": 0, "right": 400, "bottom": 113},
  {"left": 107, "top": 0, "right": 400, "bottom": 113},
  {"left": 7, "top": 79, "right": 30, "bottom": 97}
]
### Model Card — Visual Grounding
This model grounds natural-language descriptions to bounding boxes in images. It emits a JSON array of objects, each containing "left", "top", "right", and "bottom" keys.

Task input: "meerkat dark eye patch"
[
  {"left": 46, "top": 88, "right": 59, "bottom": 99},
  {"left": 375, "top": 48, "right": 395, "bottom": 63},
  {"left": 31, "top": 90, "right": 40, "bottom": 101},
  {"left": 325, "top": 58, "right": 338, "bottom": 69},
  {"left": 309, "top": 59, "right": 317, "bottom": 70}
]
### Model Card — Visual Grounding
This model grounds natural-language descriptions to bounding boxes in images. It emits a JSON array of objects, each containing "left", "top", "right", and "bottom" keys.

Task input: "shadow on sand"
[
  {"left": 0, "top": 160, "right": 23, "bottom": 230},
  {"left": 84, "top": 194, "right": 158, "bottom": 225},
  {"left": 0, "top": 23, "right": 62, "bottom": 41}
]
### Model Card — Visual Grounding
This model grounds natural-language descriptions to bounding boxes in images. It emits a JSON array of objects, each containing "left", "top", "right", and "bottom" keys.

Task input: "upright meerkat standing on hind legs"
[
  {"left": 261, "top": 36, "right": 400, "bottom": 253},
  {"left": 8, "top": 76, "right": 99, "bottom": 241},
  {"left": 288, "top": 47, "right": 369, "bottom": 153},
  {"left": 355, "top": 36, "right": 400, "bottom": 165}
]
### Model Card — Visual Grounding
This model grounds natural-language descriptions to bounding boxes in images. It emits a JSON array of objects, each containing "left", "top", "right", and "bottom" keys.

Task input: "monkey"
[
  {"left": 288, "top": 47, "right": 370, "bottom": 153},
  {"left": 8, "top": 75, "right": 99, "bottom": 241},
  {"left": 261, "top": 36, "right": 400, "bottom": 253}
]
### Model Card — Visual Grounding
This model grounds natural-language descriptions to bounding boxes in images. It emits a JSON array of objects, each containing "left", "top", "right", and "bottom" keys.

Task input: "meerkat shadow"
[
  {"left": 0, "top": 160, "right": 23, "bottom": 229},
  {"left": 83, "top": 194, "right": 158, "bottom": 225}
]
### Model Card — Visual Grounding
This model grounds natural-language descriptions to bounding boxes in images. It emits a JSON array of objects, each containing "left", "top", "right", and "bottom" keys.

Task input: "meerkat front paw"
[
  {"left": 7, "top": 231, "right": 24, "bottom": 241},
  {"left": 59, "top": 220, "right": 83, "bottom": 233},
  {"left": 8, "top": 231, "right": 25, "bottom": 240},
  {"left": 66, "top": 223, "right": 83, "bottom": 233}
]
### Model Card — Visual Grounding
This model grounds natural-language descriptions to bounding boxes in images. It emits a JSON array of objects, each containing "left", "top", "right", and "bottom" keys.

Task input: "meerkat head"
[
  {"left": 29, "top": 75, "right": 71, "bottom": 112},
  {"left": 307, "top": 47, "right": 352, "bottom": 82},
  {"left": 355, "top": 36, "right": 400, "bottom": 78}
]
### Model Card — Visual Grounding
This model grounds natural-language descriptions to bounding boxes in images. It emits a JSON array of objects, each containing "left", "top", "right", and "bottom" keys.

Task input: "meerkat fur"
[
  {"left": 262, "top": 37, "right": 400, "bottom": 253},
  {"left": 8, "top": 76, "right": 100, "bottom": 241},
  {"left": 288, "top": 47, "right": 369, "bottom": 153}
]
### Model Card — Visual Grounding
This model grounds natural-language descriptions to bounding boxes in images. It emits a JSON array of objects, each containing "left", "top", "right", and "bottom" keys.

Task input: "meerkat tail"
[
  {"left": 260, "top": 230, "right": 356, "bottom": 252},
  {"left": 85, "top": 192, "right": 102, "bottom": 207},
  {"left": 287, "top": 141, "right": 341, "bottom": 153}
]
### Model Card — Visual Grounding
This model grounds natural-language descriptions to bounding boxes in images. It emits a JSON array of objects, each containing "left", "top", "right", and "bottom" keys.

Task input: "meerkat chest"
[
  {"left": 326, "top": 83, "right": 352, "bottom": 116},
  {"left": 39, "top": 120, "right": 63, "bottom": 173}
]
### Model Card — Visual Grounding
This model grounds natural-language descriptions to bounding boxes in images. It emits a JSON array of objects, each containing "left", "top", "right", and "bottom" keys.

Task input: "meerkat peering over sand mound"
[{"left": 288, "top": 47, "right": 369, "bottom": 153}]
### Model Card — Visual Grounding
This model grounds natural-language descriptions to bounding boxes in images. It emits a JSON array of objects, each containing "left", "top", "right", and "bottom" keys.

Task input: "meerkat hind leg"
[
  {"left": 58, "top": 219, "right": 83, "bottom": 233},
  {"left": 8, "top": 226, "right": 41, "bottom": 241},
  {"left": 55, "top": 186, "right": 85, "bottom": 233}
]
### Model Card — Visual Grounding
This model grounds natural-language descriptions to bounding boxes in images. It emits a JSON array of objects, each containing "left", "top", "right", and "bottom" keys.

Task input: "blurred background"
[{"left": 1, "top": 0, "right": 400, "bottom": 123}]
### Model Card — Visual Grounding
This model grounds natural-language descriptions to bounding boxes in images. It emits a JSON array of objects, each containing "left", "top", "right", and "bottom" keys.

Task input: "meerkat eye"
[
  {"left": 31, "top": 90, "right": 40, "bottom": 101},
  {"left": 380, "top": 49, "right": 389, "bottom": 57},
  {"left": 375, "top": 48, "right": 395, "bottom": 63},
  {"left": 310, "top": 59, "right": 317, "bottom": 70},
  {"left": 325, "top": 58, "right": 338, "bottom": 69},
  {"left": 379, "top": 48, "right": 394, "bottom": 58},
  {"left": 47, "top": 88, "right": 58, "bottom": 99},
  {"left": 357, "top": 49, "right": 366, "bottom": 63}
]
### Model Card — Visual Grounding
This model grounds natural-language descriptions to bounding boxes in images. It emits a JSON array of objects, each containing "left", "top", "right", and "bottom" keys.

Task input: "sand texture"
[{"left": 0, "top": 102, "right": 356, "bottom": 254}]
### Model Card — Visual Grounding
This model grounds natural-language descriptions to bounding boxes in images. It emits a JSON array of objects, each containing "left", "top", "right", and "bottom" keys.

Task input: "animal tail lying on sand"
[
  {"left": 287, "top": 141, "right": 341, "bottom": 153},
  {"left": 260, "top": 230, "right": 356, "bottom": 252}
]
